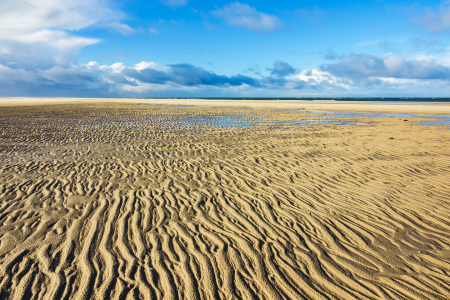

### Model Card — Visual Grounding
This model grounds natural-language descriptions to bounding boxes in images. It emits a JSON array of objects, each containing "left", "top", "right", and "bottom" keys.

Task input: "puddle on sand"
[
  {"left": 419, "top": 120, "right": 450, "bottom": 127},
  {"left": 170, "top": 115, "right": 253, "bottom": 128},
  {"left": 191, "top": 111, "right": 450, "bottom": 129},
  {"left": 309, "top": 111, "right": 450, "bottom": 129},
  {"left": 169, "top": 114, "right": 361, "bottom": 128},
  {"left": 89, "top": 109, "right": 450, "bottom": 129}
]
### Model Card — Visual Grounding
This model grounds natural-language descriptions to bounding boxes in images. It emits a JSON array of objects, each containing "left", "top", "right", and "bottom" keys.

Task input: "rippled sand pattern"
[{"left": 0, "top": 103, "right": 449, "bottom": 299}]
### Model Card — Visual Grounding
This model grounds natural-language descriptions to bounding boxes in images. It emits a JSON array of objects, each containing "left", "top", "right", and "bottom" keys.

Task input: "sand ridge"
[{"left": 0, "top": 103, "right": 449, "bottom": 299}]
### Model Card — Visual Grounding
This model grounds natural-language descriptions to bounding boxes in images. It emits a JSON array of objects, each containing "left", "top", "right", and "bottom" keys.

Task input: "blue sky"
[{"left": 1, "top": 0, "right": 450, "bottom": 97}]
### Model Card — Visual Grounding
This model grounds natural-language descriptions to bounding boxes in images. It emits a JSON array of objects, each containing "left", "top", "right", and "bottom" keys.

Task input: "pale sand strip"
[
  {"left": 0, "top": 103, "right": 449, "bottom": 299},
  {"left": 1, "top": 97, "right": 450, "bottom": 114}
]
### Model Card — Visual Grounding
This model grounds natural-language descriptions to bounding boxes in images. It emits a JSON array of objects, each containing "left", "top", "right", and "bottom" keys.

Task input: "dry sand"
[
  {"left": 0, "top": 100, "right": 449, "bottom": 299},
  {"left": 2, "top": 97, "right": 450, "bottom": 114}
]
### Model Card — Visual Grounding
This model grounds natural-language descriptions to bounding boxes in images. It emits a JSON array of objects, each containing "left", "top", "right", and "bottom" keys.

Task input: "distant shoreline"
[
  {"left": 1, "top": 97, "right": 450, "bottom": 114},
  {"left": 128, "top": 97, "right": 450, "bottom": 102}
]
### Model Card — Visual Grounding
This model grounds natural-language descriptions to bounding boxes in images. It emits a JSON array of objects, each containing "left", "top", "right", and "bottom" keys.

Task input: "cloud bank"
[
  {"left": 3, "top": 53, "right": 450, "bottom": 97},
  {"left": 323, "top": 54, "right": 450, "bottom": 80}
]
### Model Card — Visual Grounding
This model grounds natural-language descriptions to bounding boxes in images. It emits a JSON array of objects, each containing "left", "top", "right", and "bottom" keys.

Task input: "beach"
[
  {"left": 0, "top": 99, "right": 449, "bottom": 299},
  {"left": 2, "top": 97, "right": 450, "bottom": 114}
]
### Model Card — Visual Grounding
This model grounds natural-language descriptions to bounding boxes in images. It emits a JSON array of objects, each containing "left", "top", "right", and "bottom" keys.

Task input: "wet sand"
[{"left": 0, "top": 101, "right": 449, "bottom": 299}]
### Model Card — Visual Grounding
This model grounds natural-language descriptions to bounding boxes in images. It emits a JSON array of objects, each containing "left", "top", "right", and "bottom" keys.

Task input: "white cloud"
[
  {"left": 134, "top": 61, "right": 158, "bottom": 71},
  {"left": 108, "top": 63, "right": 127, "bottom": 74},
  {"left": 0, "top": 1, "right": 100, "bottom": 33},
  {"left": 14, "top": 30, "right": 99, "bottom": 51},
  {"left": 289, "top": 69, "right": 351, "bottom": 91},
  {"left": 86, "top": 61, "right": 100, "bottom": 69},
  {"left": 0, "top": 0, "right": 132, "bottom": 69},
  {"left": 108, "top": 23, "right": 136, "bottom": 36},
  {"left": 323, "top": 53, "right": 450, "bottom": 81},
  {"left": 212, "top": 2, "right": 281, "bottom": 31},
  {"left": 2, "top": 55, "right": 450, "bottom": 97},
  {"left": 295, "top": 69, "right": 342, "bottom": 85},
  {"left": 416, "top": 52, "right": 450, "bottom": 66},
  {"left": 0, "top": 0, "right": 132, "bottom": 35}
]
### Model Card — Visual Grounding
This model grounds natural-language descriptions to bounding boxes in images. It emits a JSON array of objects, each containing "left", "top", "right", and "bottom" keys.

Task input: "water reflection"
[{"left": 90, "top": 109, "right": 450, "bottom": 129}]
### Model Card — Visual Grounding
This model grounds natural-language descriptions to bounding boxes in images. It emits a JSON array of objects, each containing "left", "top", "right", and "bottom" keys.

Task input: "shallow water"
[
  {"left": 169, "top": 111, "right": 450, "bottom": 129},
  {"left": 90, "top": 108, "right": 450, "bottom": 129},
  {"left": 308, "top": 111, "right": 450, "bottom": 128},
  {"left": 419, "top": 120, "right": 450, "bottom": 127}
]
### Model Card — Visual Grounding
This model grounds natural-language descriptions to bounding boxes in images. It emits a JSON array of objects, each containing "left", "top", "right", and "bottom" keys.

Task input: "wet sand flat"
[{"left": 0, "top": 101, "right": 449, "bottom": 299}]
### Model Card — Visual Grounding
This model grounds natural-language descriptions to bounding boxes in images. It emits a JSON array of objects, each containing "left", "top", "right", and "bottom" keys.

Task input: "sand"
[
  {"left": 2, "top": 97, "right": 450, "bottom": 114},
  {"left": 0, "top": 100, "right": 449, "bottom": 299}
]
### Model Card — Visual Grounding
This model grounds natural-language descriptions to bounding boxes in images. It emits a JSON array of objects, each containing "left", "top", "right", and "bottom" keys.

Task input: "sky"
[{"left": 1, "top": 0, "right": 450, "bottom": 97}]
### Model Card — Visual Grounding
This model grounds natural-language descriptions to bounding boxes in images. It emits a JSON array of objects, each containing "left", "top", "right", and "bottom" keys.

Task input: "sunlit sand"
[{"left": 0, "top": 99, "right": 449, "bottom": 299}]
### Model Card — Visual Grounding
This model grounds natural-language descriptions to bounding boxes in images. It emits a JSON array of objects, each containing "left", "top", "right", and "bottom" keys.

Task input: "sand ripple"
[{"left": 0, "top": 103, "right": 449, "bottom": 299}]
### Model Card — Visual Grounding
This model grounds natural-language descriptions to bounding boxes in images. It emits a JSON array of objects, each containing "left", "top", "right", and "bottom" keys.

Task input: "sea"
[{"left": 163, "top": 97, "right": 450, "bottom": 102}]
